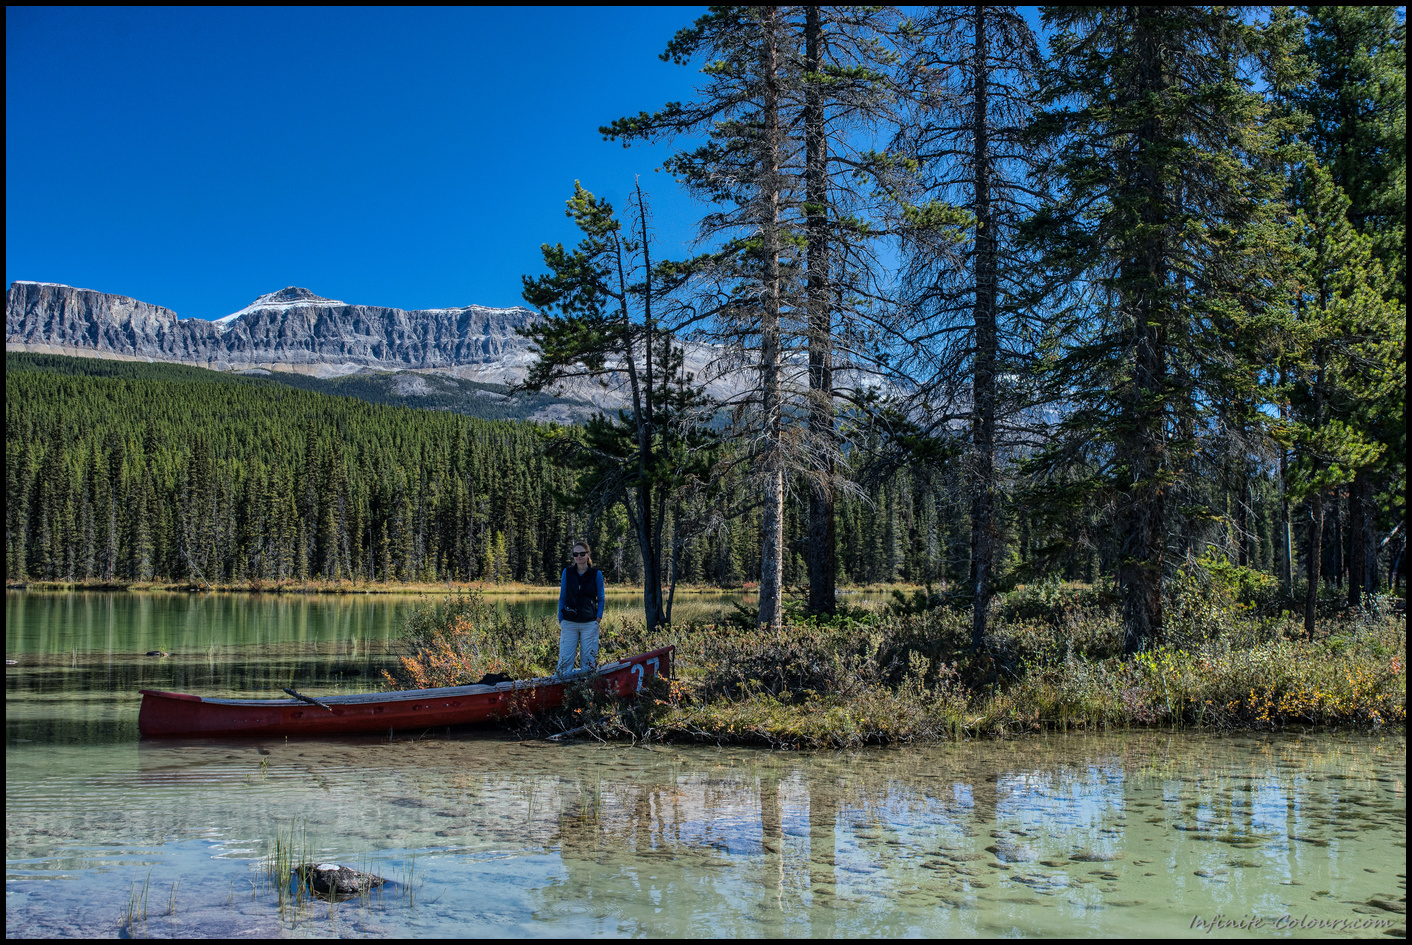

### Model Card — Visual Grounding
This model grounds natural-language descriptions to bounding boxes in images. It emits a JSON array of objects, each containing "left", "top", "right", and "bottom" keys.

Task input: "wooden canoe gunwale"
[{"left": 172, "top": 670, "right": 575, "bottom": 707}]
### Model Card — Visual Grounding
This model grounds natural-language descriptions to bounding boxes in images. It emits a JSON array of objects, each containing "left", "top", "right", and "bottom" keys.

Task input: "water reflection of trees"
[
  {"left": 540, "top": 746, "right": 1121, "bottom": 934},
  {"left": 543, "top": 756, "right": 845, "bottom": 936},
  {"left": 6, "top": 592, "right": 418, "bottom": 742},
  {"left": 12, "top": 732, "right": 1403, "bottom": 935},
  {"left": 533, "top": 736, "right": 1404, "bottom": 935}
]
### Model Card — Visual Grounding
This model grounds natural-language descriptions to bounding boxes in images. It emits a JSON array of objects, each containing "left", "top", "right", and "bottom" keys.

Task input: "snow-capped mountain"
[
  {"left": 5, "top": 281, "right": 809, "bottom": 421},
  {"left": 212, "top": 286, "right": 348, "bottom": 328},
  {"left": 5, "top": 281, "right": 541, "bottom": 384}
]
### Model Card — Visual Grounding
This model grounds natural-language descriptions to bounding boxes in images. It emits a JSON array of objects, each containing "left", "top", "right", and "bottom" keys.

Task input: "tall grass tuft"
[
  {"left": 262, "top": 818, "right": 316, "bottom": 915},
  {"left": 381, "top": 590, "right": 557, "bottom": 689},
  {"left": 119, "top": 868, "right": 153, "bottom": 933}
]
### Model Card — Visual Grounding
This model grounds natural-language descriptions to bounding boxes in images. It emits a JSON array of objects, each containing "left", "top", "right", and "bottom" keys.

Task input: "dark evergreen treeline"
[
  {"left": 8, "top": 353, "right": 1048, "bottom": 588},
  {"left": 2, "top": 351, "right": 589, "bottom": 423},
  {"left": 0, "top": 345, "right": 1360, "bottom": 598},
  {"left": 258, "top": 369, "right": 591, "bottom": 423},
  {"left": 5, "top": 357, "right": 581, "bottom": 585}
]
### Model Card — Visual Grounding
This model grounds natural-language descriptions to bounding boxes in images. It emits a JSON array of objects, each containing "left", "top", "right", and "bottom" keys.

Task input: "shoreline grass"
[
  {"left": 384, "top": 581, "right": 1406, "bottom": 747},
  {"left": 8, "top": 577, "right": 767, "bottom": 596}
]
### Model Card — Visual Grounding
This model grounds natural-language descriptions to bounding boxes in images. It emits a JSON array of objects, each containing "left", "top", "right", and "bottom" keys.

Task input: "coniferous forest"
[
  {"left": 6, "top": 352, "right": 997, "bottom": 589},
  {"left": 6, "top": 8, "right": 1406, "bottom": 657}
]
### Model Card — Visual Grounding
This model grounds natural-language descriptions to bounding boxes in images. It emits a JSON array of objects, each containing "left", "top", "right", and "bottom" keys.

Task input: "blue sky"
[
  {"left": 7, "top": 8, "right": 1052, "bottom": 323},
  {"left": 6, "top": 7, "right": 709, "bottom": 319}
]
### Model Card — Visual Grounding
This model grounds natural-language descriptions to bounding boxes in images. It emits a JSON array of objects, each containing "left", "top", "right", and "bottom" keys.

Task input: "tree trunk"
[
  {"left": 970, "top": 4, "right": 998, "bottom": 654},
  {"left": 1277, "top": 372, "right": 1294, "bottom": 601},
  {"left": 1361, "top": 474, "right": 1379, "bottom": 593},
  {"left": 757, "top": 7, "right": 786, "bottom": 630},
  {"left": 1305, "top": 489, "right": 1324, "bottom": 638},
  {"left": 1304, "top": 344, "right": 1328, "bottom": 638},
  {"left": 1347, "top": 472, "right": 1365, "bottom": 607},
  {"left": 1331, "top": 493, "right": 1343, "bottom": 589},
  {"left": 804, "top": 5, "right": 836, "bottom": 618},
  {"left": 632, "top": 184, "right": 666, "bottom": 631},
  {"left": 1119, "top": 15, "right": 1168, "bottom": 656},
  {"left": 1237, "top": 467, "right": 1251, "bottom": 568}
]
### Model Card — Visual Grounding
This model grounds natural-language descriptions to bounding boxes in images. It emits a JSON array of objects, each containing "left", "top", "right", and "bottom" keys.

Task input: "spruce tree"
[
  {"left": 1294, "top": 5, "right": 1406, "bottom": 605},
  {"left": 1022, "top": 7, "right": 1300, "bottom": 653},
  {"left": 796, "top": 5, "right": 908, "bottom": 617},
  {"left": 1297, "top": 6, "right": 1406, "bottom": 287},
  {"left": 1284, "top": 162, "right": 1399, "bottom": 634},
  {"left": 6, "top": 436, "right": 30, "bottom": 581},
  {"left": 606, "top": 6, "right": 911, "bottom": 626},
  {"left": 604, "top": 6, "right": 798, "bottom": 627}
]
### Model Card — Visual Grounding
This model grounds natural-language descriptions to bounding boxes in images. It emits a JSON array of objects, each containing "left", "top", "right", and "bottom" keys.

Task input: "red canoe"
[{"left": 138, "top": 645, "right": 673, "bottom": 738}]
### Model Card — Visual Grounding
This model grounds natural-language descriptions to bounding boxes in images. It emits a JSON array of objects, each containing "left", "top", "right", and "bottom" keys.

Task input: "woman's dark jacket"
[{"left": 559, "top": 567, "right": 605, "bottom": 623}]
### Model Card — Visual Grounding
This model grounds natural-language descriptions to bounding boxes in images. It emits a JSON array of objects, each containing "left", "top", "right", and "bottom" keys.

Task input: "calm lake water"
[{"left": 5, "top": 591, "right": 1407, "bottom": 938}]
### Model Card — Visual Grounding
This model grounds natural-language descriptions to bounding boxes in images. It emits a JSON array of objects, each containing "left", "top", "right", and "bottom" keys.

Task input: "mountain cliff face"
[{"left": 5, "top": 281, "right": 540, "bottom": 382}]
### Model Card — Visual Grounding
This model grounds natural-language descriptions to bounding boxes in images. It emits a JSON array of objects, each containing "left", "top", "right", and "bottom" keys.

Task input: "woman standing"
[{"left": 557, "top": 541, "right": 604, "bottom": 676}]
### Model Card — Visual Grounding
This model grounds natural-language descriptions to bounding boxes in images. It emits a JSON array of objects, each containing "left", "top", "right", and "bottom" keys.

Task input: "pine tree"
[
  {"left": 895, "top": 4, "right": 1047, "bottom": 650},
  {"left": 1297, "top": 6, "right": 1406, "bottom": 288},
  {"left": 132, "top": 469, "right": 154, "bottom": 582},
  {"left": 603, "top": 7, "right": 799, "bottom": 627},
  {"left": 796, "top": 6, "right": 909, "bottom": 617},
  {"left": 606, "top": 6, "right": 911, "bottom": 626},
  {"left": 1293, "top": 6, "right": 1406, "bottom": 606},
  {"left": 487, "top": 530, "right": 509, "bottom": 584},
  {"left": 520, "top": 181, "right": 715, "bottom": 629},
  {"left": 6, "top": 435, "right": 30, "bottom": 580},
  {"left": 1284, "top": 162, "right": 1399, "bottom": 634},
  {"left": 801, "top": 4, "right": 835, "bottom": 616},
  {"left": 1022, "top": 7, "right": 1301, "bottom": 653}
]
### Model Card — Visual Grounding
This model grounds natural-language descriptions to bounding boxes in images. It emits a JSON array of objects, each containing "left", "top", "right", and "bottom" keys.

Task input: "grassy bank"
[
  {"left": 7, "top": 577, "right": 747, "bottom": 597},
  {"left": 383, "top": 579, "right": 1406, "bottom": 747}
]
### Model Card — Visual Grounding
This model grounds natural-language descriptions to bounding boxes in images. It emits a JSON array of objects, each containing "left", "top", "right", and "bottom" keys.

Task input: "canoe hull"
[{"left": 138, "top": 646, "right": 672, "bottom": 738}]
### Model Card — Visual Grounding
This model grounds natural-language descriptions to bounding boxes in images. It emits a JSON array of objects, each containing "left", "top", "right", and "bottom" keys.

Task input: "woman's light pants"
[{"left": 557, "top": 620, "right": 599, "bottom": 676}]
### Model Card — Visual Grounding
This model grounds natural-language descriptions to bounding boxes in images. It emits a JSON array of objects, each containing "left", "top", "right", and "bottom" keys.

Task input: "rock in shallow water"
[{"left": 294, "top": 863, "right": 388, "bottom": 899}]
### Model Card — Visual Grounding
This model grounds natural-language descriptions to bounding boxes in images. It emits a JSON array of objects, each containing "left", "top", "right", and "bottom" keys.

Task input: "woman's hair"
[{"left": 571, "top": 540, "right": 593, "bottom": 567}]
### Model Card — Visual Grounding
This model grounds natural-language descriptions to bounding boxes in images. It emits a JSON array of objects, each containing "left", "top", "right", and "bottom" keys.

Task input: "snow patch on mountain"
[
  {"left": 12, "top": 280, "right": 99, "bottom": 294},
  {"left": 217, "top": 286, "right": 347, "bottom": 325}
]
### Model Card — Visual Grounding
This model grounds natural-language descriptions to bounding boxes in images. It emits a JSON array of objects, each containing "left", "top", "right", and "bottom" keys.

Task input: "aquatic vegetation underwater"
[{"left": 383, "top": 584, "right": 1405, "bottom": 748}]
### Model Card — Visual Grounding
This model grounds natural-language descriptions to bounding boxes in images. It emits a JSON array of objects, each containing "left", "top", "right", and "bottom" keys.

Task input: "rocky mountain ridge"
[{"left": 5, "top": 281, "right": 541, "bottom": 384}]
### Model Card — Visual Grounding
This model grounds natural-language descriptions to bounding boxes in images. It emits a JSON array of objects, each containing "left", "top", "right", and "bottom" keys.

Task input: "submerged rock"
[
  {"left": 293, "top": 863, "right": 387, "bottom": 900},
  {"left": 1069, "top": 850, "right": 1124, "bottom": 863},
  {"left": 985, "top": 840, "right": 1036, "bottom": 863}
]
